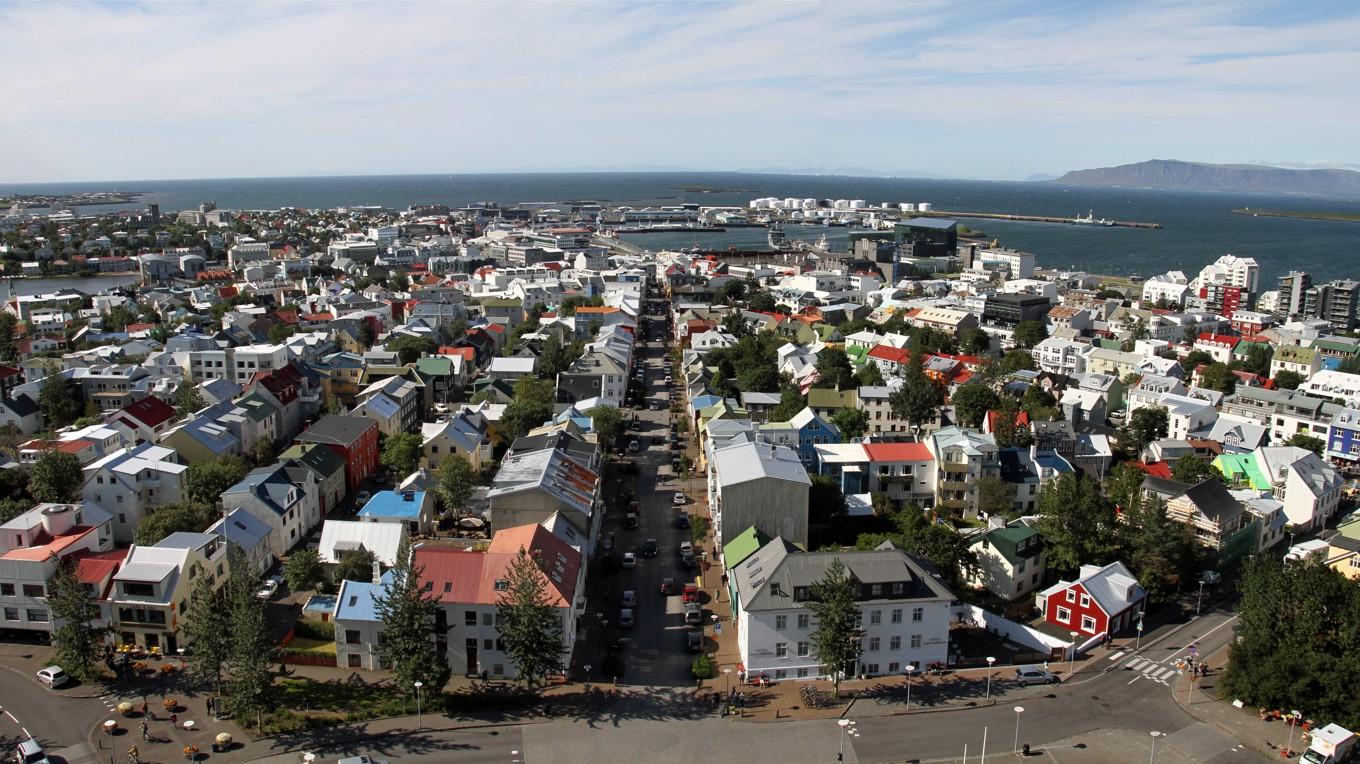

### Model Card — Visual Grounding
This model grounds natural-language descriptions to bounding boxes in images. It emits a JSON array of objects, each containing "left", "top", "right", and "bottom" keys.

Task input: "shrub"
[
  {"left": 690, "top": 654, "right": 715, "bottom": 680},
  {"left": 294, "top": 619, "right": 335, "bottom": 641}
]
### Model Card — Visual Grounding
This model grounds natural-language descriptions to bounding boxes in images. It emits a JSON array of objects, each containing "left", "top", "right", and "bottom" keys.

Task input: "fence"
[{"left": 952, "top": 604, "right": 1073, "bottom": 659}]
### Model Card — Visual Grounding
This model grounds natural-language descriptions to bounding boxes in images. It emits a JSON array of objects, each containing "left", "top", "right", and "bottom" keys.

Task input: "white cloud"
[{"left": 0, "top": 1, "right": 1356, "bottom": 182}]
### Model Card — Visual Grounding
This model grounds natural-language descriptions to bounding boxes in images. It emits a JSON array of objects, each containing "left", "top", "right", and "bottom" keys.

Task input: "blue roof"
[
  {"left": 208, "top": 507, "right": 271, "bottom": 550},
  {"left": 334, "top": 574, "right": 391, "bottom": 622},
  {"left": 358, "top": 490, "right": 427, "bottom": 520},
  {"left": 690, "top": 394, "right": 722, "bottom": 412}
]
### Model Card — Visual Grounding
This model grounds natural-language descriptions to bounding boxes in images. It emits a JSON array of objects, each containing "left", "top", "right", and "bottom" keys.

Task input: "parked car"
[
  {"left": 619, "top": 608, "right": 635, "bottom": 628},
  {"left": 681, "top": 550, "right": 696, "bottom": 569},
  {"left": 642, "top": 538, "right": 658, "bottom": 557},
  {"left": 15, "top": 739, "right": 51, "bottom": 764},
  {"left": 625, "top": 511, "right": 639, "bottom": 529},
  {"left": 686, "top": 630, "right": 704, "bottom": 653},
  {"left": 679, "top": 541, "right": 694, "bottom": 556},
  {"left": 682, "top": 583, "right": 699, "bottom": 603},
  {"left": 622, "top": 590, "right": 638, "bottom": 608},
  {"left": 673, "top": 492, "right": 687, "bottom": 505},
  {"left": 35, "top": 666, "right": 68, "bottom": 688},
  {"left": 1014, "top": 666, "right": 1060, "bottom": 685},
  {"left": 628, "top": 440, "right": 640, "bottom": 453},
  {"left": 621, "top": 552, "right": 637, "bottom": 569},
  {"left": 660, "top": 577, "right": 677, "bottom": 595},
  {"left": 255, "top": 577, "right": 280, "bottom": 601},
  {"left": 683, "top": 602, "right": 702, "bottom": 624},
  {"left": 676, "top": 512, "right": 690, "bottom": 529}
]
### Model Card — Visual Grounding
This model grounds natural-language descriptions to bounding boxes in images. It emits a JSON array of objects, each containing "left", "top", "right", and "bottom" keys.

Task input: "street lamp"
[
  {"left": 904, "top": 664, "right": 916, "bottom": 713},
  {"left": 1068, "top": 631, "right": 1079, "bottom": 678},
  {"left": 584, "top": 663, "right": 592, "bottom": 689},
  {"left": 837, "top": 718, "right": 857, "bottom": 762},
  {"left": 723, "top": 667, "right": 732, "bottom": 701},
  {"left": 413, "top": 681, "right": 423, "bottom": 729},
  {"left": 1013, "top": 706, "right": 1024, "bottom": 754},
  {"left": 1286, "top": 710, "right": 1302, "bottom": 757},
  {"left": 985, "top": 657, "right": 996, "bottom": 700},
  {"left": 1196, "top": 579, "right": 1205, "bottom": 617},
  {"left": 1149, "top": 731, "right": 1161, "bottom": 764}
]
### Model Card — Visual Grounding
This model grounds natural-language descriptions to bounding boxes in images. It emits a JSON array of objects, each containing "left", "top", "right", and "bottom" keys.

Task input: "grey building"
[{"left": 708, "top": 442, "right": 811, "bottom": 549}]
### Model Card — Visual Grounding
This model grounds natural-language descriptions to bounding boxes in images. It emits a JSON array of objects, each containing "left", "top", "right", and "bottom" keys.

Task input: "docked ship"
[
  {"left": 767, "top": 221, "right": 788, "bottom": 249},
  {"left": 1073, "top": 209, "right": 1115, "bottom": 226}
]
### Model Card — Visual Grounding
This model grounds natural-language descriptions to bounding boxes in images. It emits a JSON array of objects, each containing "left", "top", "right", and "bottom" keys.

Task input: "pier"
[{"left": 913, "top": 210, "right": 1161, "bottom": 229}]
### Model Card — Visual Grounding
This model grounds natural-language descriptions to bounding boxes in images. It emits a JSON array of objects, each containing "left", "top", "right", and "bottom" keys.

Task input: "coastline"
[{"left": 1231, "top": 208, "right": 1360, "bottom": 223}]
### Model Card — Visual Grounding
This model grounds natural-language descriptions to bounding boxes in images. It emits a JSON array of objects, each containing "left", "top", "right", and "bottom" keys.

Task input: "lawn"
[
  {"left": 285, "top": 638, "right": 336, "bottom": 655},
  {"left": 262, "top": 677, "right": 415, "bottom": 734}
]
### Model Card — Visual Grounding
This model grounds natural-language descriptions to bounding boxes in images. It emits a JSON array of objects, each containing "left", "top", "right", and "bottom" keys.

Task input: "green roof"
[
  {"left": 807, "top": 388, "right": 858, "bottom": 409},
  {"left": 978, "top": 525, "right": 1042, "bottom": 566},
  {"left": 481, "top": 298, "right": 523, "bottom": 308},
  {"left": 1095, "top": 338, "right": 1123, "bottom": 350},
  {"left": 723, "top": 527, "right": 771, "bottom": 569},
  {"left": 1313, "top": 338, "right": 1360, "bottom": 355},
  {"left": 1213, "top": 453, "right": 1270, "bottom": 491},
  {"left": 1336, "top": 514, "right": 1360, "bottom": 542},
  {"left": 415, "top": 356, "right": 452, "bottom": 376},
  {"left": 237, "top": 393, "right": 278, "bottom": 422},
  {"left": 279, "top": 443, "right": 345, "bottom": 478}
]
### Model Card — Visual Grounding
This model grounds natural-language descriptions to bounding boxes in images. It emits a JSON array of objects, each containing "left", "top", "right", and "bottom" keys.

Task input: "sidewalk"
[{"left": 1171, "top": 643, "right": 1300, "bottom": 761}]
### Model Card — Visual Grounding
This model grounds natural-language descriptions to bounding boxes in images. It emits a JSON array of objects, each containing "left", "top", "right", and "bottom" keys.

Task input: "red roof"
[
  {"left": 251, "top": 363, "right": 304, "bottom": 405},
  {"left": 118, "top": 396, "right": 177, "bottom": 428},
  {"left": 125, "top": 322, "right": 155, "bottom": 333},
  {"left": 218, "top": 286, "right": 239, "bottom": 299},
  {"left": 303, "top": 312, "right": 334, "bottom": 322},
  {"left": 0, "top": 365, "right": 21, "bottom": 380},
  {"left": 1, "top": 525, "right": 98, "bottom": 562},
  {"left": 1133, "top": 461, "right": 1172, "bottom": 479},
  {"left": 867, "top": 345, "right": 910, "bottom": 363},
  {"left": 274, "top": 309, "right": 299, "bottom": 325},
  {"left": 487, "top": 523, "right": 582, "bottom": 606},
  {"left": 438, "top": 346, "right": 476, "bottom": 362},
  {"left": 862, "top": 442, "right": 934, "bottom": 462},
  {"left": 72, "top": 548, "right": 129, "bottom": 590},
  {"left": 985, "top": 409, "right": 1030, "bottom": 432},
  {"left": 1197, "top": 333, "right": 1240, "bottom": 347}
]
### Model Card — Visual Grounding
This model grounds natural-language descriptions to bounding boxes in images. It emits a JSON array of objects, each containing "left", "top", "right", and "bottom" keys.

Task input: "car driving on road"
[{"left": 35, "top": 666, "right": 68, "bottom": 688}]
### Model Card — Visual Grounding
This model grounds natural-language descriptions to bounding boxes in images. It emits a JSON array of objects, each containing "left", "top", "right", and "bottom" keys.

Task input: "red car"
[
  {"left": 682, "top": 583, "right": 699, "bottom": 603},
  {"left": 660, "top": 578, "right": 676, "bottom": 595}
]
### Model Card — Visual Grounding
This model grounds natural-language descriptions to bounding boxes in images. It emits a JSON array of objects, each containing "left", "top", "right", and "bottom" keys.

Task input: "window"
[
  {"left": 1017, "top": 559, "right": 1027, "bottom": 574},
  {"left": 775, "top": 669, "right": 787, "bottom": 679},
  {"left": 482, "top": 612, "right": 494, "bottom": 626},
  {"left": 123, "top": 582, "right": 154, "bottom": 597},
  {"left": 793, "top": 586, "right": 809, "bottom": 601},
  {"left": 26, "top": 609, "right": 48, "bottom": 622},
  {"left": 0, "top": 583, "right": 13, "bottom": 596},
  {"left": 1056, "top": 606, "right": 1071, "bottom": 623},
  {"left": 1079, "top": 594, "right": 1091, "bottom": 608},
  {"left": 775, "top": 615, "right": 787, "bottom": 630},
  {"left": 870, "top": 584, "right": 882, "bottom": 596},
  {"left": 2, "top": 608, "right": 16, "bottom": 621},
  {"left": 891, "top": 608, "right": 903, "bottom": 624},
  {"left": 348, "top": 654, "right": 362, "bottom": 668},
  {"left": 910, "top": 634, "right": 922, "bottom": 649},
  {"left": 1017, "top": 582, "right": 1024, "bottom": 592},
  {"left": 465, "top": 611, "right": 477, "bottom": 626},
  {"left": 869, "top": 610, "right": 881, "bottom": 625},
  {"left": 484, "top": 639, "right": 495, "bottom": 650},
  {"left": 890, "top": 636, "right": 901, "bottom": 650},
  {"left": 797, "top": 641, "right": 809, "bottom": 657},
  {"left": 866, "top": 663, "right": 879, "bottom": 675},
  {"left": 868, "top": 637, "right": 880, "bottom": 652},
  {"left": 797, "top": 668, "right": 809, "bottom": 678},
  {"left": 493, "top": 664, "right": 504, "bottom": 676},
  {"left": 891, "top": 582, "right": 904, "bottom": 595},
  {"left": 1065, "top": 589, "right": 1076, "bottom": 603},
  {"left": 1082, "top": 615, "right": 1097, "bottom": 632},
  {"left": 345, "top": 630, "right": 361, "bottom": 645},
  {"left": 775, "top": 643, "right": 788, "bottom": 658},
  {"left": 911, "top": 607, "right": 923, "bottom": 623},
  {"left": 797, "top": 614, "right": 810, "bottom": 629}
]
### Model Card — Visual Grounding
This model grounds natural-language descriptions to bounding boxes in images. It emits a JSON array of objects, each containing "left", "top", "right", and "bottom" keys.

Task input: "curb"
[
  {"left": 242, "top": 717, "right": 549, "bottom": 761},
  {"left": 730, "top": 693, "right": 1001, "bottom": 724}
]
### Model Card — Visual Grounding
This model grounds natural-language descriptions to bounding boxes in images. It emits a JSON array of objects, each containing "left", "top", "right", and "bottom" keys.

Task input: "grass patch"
[
  {"left": 261, "top": 677, "right": 415, "bottom": 732},
  {"left": 284, "top": 638, "right": 335, "bottom": 656}
]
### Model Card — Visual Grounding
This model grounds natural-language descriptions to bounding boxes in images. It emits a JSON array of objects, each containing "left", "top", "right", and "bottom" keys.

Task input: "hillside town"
[{"left": 2, "top": 198, "right": 1358, "bottom": 763}]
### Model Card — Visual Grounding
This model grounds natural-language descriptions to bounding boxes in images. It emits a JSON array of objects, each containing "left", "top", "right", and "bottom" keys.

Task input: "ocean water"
[{"left": 4, "top": 172, "right": 1360, "bottom": 284}]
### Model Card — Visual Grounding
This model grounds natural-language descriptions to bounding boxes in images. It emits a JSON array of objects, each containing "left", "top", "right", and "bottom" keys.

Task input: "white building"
[
  {"left": 82, "top": 444, "right": 188, "bottom": 545},
  {"left": 1191, "top": 254, "right": 1260, "bottom": 294},
  {"left": 0, "top": 504, "right": 116, "bottom": 634},
  {"left": 108, "top": 531, "right": 228, "bottom": 652},
  {"left": 732, "top": 540, "right": 954, "bottom": 681}
]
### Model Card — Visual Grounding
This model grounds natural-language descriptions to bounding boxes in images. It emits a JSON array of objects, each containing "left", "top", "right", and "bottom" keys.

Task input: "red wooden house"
[{"left": 1035, "top": 561, "right": 1146, "bottom": 639}]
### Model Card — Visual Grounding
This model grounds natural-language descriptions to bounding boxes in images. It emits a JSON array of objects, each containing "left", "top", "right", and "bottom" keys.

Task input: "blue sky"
[{"left": 2, "top": 0, "right": 1357, "bottom": 183}]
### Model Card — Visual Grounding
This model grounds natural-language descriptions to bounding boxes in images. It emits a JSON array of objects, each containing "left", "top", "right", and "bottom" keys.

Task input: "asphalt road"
[
  {"left": 0, "top": 660, "right": 111, "bottom": 752},
  {"left": 580, "top": 305, "right": 697, "bottom": 687},
  {"left": 248, "top": 726, "right": 526, "bottom": 764}
]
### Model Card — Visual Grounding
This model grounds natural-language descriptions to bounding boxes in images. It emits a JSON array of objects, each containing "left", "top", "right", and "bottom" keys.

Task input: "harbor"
[{"left": 912, "top": 209, "right": 1162, "bottom": 229}]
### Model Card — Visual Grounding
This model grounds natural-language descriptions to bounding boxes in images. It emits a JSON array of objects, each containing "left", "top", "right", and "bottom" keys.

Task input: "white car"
[
  {"left": 679, "top": 541, "right": 694, "bottom": 556},
  {"left": 35, "top": 666, "right": 68, "bottom": 688},
  {"left": 672, "top": 492, "right": 687, "bottom": 505},
  {"left": 256, "top": 577, "right": 280, "bottom": 600},
  {"left": 1014, "top": 666, "right": 1060, "bottom": 685},
  {"left": 621, "top": 552, "right": 637, "bottom": 569}
]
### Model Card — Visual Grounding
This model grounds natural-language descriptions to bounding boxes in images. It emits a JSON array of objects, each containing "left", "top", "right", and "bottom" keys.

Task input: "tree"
[
  {"left": 1273, "top": 370, "right": 1305, "bottom": 390},
  {"left": 1106, "top": 462, "right": 1149, "bottom": 514},
  {"left": 586, "top": 405, "right": 625, "bottom": 449},
  {"left": 388, "top": 335, "right": 437, "bottom": 366},
  {"left": 1122, "top": 406, "right": 1168, "bottom": 453},
  {"left": 436, "top": 455, "right": 478, "bottom": 516},
  {"left": 1338, "top": 355, "right": 1360, "bottom": 375},
  {"left": 1237, "top": 345, "right": 1271, "bottom": 376},
  {"left": 134, "top": 502, "right": 219, "bottom": 545},
  {"left": 283, "top": 548, "right": 323, "bottom": 593},
  {"left": 813, "top": 348, "right": 855, "bottom": 390},
  {"left": 997, "top": 349, "right": 1036, "bottom": 374},
  {"left": 1012, "top": 320, "right": 1048, "bottom": 349},
  {"left": 557, "top": 294, "right": 603, "bottom": 316},
  {"left": 496, "top": 548, "right": 565, "bottom": 686},
  {"left": 950, "top": 384, "right": 999, "bottom": 429},
  {"left": 1035, "top": 473, "right": 1121, "bottom": 577},
  {"left": 715, "top": 279, "right": 747, "bottom": 305},
  {"left": 975, "top": 476, "right": 1016, "bottom": 520},
  {"left": 335, "top": 548, "right": 378, "bottom": 584},
  {"left": 174, "top": 378, "right": 204, "bottom": 417},
  {"left": 720, "top": 310, "right": 750, "bottom": 339},
  {"left": 889, "top": 353, "right": 943, "bottom": 428},
  {"left": 381, "top": 432, "right": 423, "bottom": 477},
  {"left": 1170, "top": 455, "right": 1222, "bottom": 485},
  {"left": 766, "top": 384, "right": 806, "bottom": 423},
  {"left": 0, "top": 311, "right": 17, "bottom": 362},
  {"left": 224, "top": 544, "right": 275, "bottom": 727},
  {"left": 48, "top": 559, "right": 106, "bottom": 681},
  {"left": 854, "top": 362, "right": 884, "bottom": 387},
  {"left": 1021, "top": 384, "right": 1060, "bottom": 422},
  {"left": 747, "top": 290, "right": 777, "bottom": 313},
  {"left": 808, "top": 474, "right": 847, "bottom": 528},
  {"left": 185, "top": 456, "right": 248, "bottom": 507},
  {"left": 500, "top": 377, "right": 555, "bottom": 442},
  {"left": 357, "top": 319, "right": 377, "bottom": 350},
  {"left": 374, "top": 538, "right": 449, "bottom": 694},
  {"left": 806, "top": 558, "right": 861, "bottom": 695},
  {"left": 1285, "top": 433, "right": 1325, "bottom": 455},
  {"left": 1199, "top": 362, "right": 1237, "bottom": 394},
  {"left": 990, "top": 396, "right": 1033, "bottom": 448},
  {"left": 1124, "top": 493, "right": 1203, "bottom": 603},
  {"left": 958, "top": 327, "right": 990, "bottom": 356},
  {"left": 266, "top": 322, "right": 296, "bottom": 345},
  {"left": 38, "top": 364, "right": 80, "bottom": 429},
  {"left": 182, "top": 573, "right": 231, "bottom": 692},
  {"left": 29, "top": 449, "right": 82, "bottom": 503},
  {"left": 830, "top": 408, "right": 868, "bottom": 440}
]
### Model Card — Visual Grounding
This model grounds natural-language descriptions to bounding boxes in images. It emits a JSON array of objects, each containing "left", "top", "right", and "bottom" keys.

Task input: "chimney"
[
  {"left": 402, "top": 490, "right": 415, "bottom": 502},
  {"left": 371, "top": 558, "right": 382, "bottom": 585}
]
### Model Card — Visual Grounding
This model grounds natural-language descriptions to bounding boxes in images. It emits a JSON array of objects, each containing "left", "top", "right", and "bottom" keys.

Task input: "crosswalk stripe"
[
  {"left": 1151, "top": 667, "right": 1175, "bottom": 680},
  {"left": 1126, "top": 657, "right": 1149, "bottom": 671},
  {"left": 1107, "top": 650, "right": 1127, "bottom": 662}
]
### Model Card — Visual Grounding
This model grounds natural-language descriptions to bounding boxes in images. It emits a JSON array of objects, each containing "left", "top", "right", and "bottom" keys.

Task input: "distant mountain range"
[{"left": 1050, "top": 159, "right": 1360, "bottom": 198}]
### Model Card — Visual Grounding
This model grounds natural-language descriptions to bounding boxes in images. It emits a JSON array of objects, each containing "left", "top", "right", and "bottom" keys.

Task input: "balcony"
[
  {"left": 940, "top": 462, "right": 969, "bottom": 475},
  {"left": 940, "top": 479, "right": 969, "bottom": 492}
]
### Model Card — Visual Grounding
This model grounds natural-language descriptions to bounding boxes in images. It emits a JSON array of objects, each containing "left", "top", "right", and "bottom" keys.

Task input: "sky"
[{"left": 2, "top": 0, "right": 1359, "bottom": 183}]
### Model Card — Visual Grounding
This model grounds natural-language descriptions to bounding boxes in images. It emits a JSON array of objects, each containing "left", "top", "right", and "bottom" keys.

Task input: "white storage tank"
[
  {"left": 918, "top": 202, "right": 933, "bottom": 212},
  {"left": 41, "top": 504, "right": 78, "bottom": 536}
]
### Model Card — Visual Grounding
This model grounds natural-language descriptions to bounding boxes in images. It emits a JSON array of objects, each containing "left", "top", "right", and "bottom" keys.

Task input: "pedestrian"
[
  {"left": 170, "top": 711, "right": 177, "bottom": 727},
  {"left": 140, "top": 721, "right": 148, "bottom": 741}
]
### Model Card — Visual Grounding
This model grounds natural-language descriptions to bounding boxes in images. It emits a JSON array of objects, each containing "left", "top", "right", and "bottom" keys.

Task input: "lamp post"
[
  {"left": 1149, "top": 731, "right": 1161, "bottom": 764},
  {"left": 985, "top": 657, "right": 996, "bottom": 700},
  {"left": 904, "top": 664, "right": 916, "bottom": 714},
  {"left": 413, "top": 681, "right": 423, "bottom": 729},
  {"left": 1068, "top": 631, "right": 1079, "bottom": 678},
  {"left": 584, "top": 664, "right": 592, "bottom": 690},
  {"left": 723, "top": 667, "right": 732, "bottom": 707},
  {"left": 837, "top": 718, "right": 857, "bottom": 762},
  {"left": 1013, "top": 706, "right": 1024, "bottom": 754},
  {"left": 1286, "top": 710, "right": 1302, "bottom": 757},
  {"left": 1196, "top": 579, "right": 1205, "bottom": 617}
]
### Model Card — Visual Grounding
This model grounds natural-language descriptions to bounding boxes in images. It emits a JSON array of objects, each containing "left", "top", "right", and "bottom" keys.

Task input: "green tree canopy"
[
  {"left": 500, "top": 377, "right": 556, "bottom": 443},
  {"left": 375, "top": 538, "right": 450, "bottom": 693},
  {"left": 436, "top": 454, "right": 478, "bottom": 515},
  {"left": 284, "top": 548, "right": 323, "bottom": 593},
  {"left": 1285, "top": 433, "right": 1324, "bottom": 456},
  {"left": 185, "top": 455, "right": 249, "bottom": 507},
  {"left": 1272, "top": 370, "right": 1304, "bottom": 390},
  {"left": 950, "top": 383, "right": 1000, "bottom": 429},
  {"left": 830, "top": 407, "right": 868, "bottom": 440},
  {"left": 806, "top": 558, "right": 861, "bottom": 695},
  {"left": 381, "top": 432, "right": 423, "bottom": 477},
  {"left": 813, "top": 347, "right": 855, "bottom": 390},
  {"left": 135, "top": 502, "right": 219, "bottom": 545},
  {"left": 335, "top": 548, "right": 378, "bottom": 584},
  {"left": 1035, "top": 473, "right": 1121, "bottom": 577},
  {"left": 1122, "top": 406, "right": 1169, "bottom": 453},
  {"left": 183, "top": 572, "right": 231, "bottom": 692},
  {"left": 889, "top": 353, "right": 944, "bottom": 428},
  {"left": 48, "top": 559, "right": 106, "bottom": 681},
  {"left": 586, "top": 405, "right": 625, "bottom": 448},
  {"left": 496, "top": 548, "right": 565, "bottom": 687},
  {"left": 174, "top": 378, "right": 205, "bottom": 417},
  {"left": 1198, "top": 362, "right": 1237, "bottom": 394},
  {"left": 224, "top": 544, "right": 276, "bottom": 727},
  {"left": 388, "top": 335, "right": 438, "bottom": 365},
  {"left": 766, "top": 384, "right": 806, "bottom": 423},
  {"left": 38, "top": 364, "right": 80, "bottom": 429},
  {"left": 1170, "top": 455, "right": 1223, "bottom": 484},
  {"left": 1012, "top": 320, "right": 1048, "bottom": 349},
  {"left": 854, "top": 362, "right": 885, "bottom": 387},
  {"left": 29, "top": 449, "right": 82, "bottom": 503}
]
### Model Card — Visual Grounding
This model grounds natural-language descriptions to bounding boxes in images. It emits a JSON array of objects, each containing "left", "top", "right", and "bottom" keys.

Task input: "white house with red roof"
[
  {"left": 1035, "top": 561, "right": 1146, "bottom": 640},
  {"left": 1193, "top": 333, "right": 1241, "bottom": 365},
  {"left": 107, "top": 395, "right": 178, "bottom": 446},
  {"left": 0, "top": 503, "right": 118, "bottom": 634},
  {"left": 862, "top": 442, "right": 936, "bottom": 506},
  {"left": 867, "top": 344, "right": 911, "bottom": 377}
]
